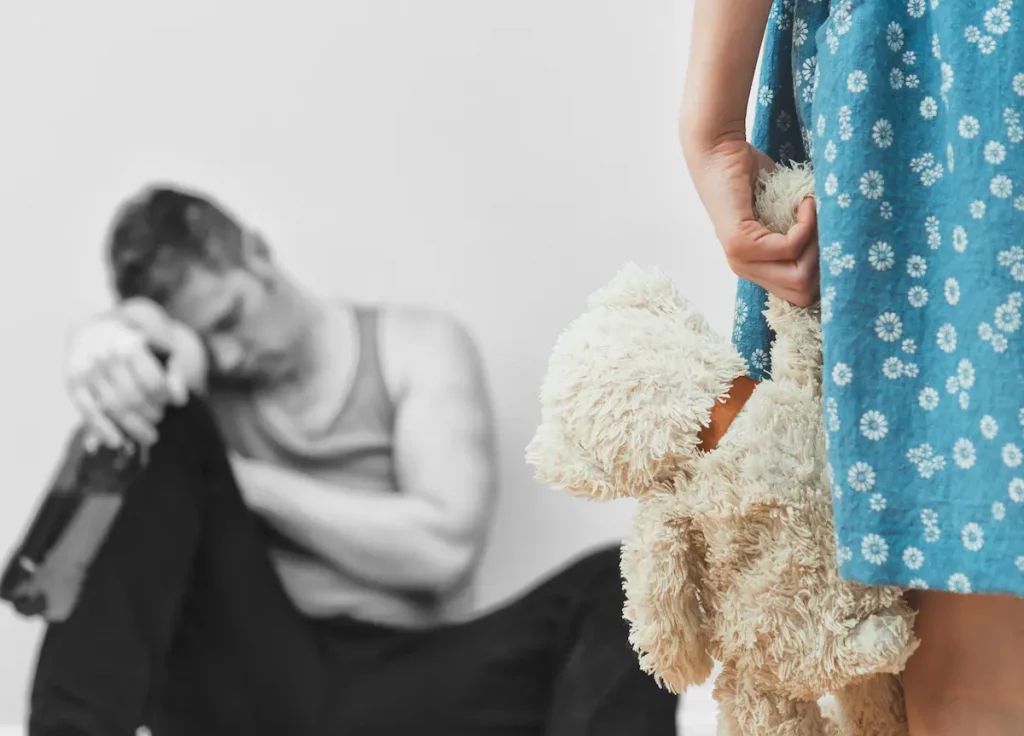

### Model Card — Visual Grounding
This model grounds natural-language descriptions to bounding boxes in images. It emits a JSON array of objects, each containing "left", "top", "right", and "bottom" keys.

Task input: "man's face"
[{"left": 163, "top": 249, "right": 302, "bottom": 388}]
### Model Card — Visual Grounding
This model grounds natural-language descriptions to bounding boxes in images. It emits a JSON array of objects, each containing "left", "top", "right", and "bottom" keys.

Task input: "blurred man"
[{"left": 29, "top": 185, "right": 679, "bottom": 735}]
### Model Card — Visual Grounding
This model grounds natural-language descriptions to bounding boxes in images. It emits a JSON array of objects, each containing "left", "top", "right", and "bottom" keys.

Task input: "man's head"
[{"left": 107, "top": 185, "right": 307, "bottom": 386}]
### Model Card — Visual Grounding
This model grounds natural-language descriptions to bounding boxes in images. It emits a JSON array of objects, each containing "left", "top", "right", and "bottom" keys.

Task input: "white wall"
[{"left": 0, "top": 0, "right": 737, "bottom": 727}]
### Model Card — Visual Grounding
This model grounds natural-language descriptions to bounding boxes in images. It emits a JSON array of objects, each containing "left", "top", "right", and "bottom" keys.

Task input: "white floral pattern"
[{"left": 736, "top": 0, "right": 1024, "bottom": 596}]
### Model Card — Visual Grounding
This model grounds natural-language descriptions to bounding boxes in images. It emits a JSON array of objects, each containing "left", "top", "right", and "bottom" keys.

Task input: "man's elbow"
[{"left": 420, "top": 535, "right": 483, "bottom": 593}]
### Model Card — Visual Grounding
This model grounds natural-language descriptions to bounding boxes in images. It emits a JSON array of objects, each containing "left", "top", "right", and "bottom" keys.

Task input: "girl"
[{"left": 681, "top": 2, "right": 1024, "bottom": 733}]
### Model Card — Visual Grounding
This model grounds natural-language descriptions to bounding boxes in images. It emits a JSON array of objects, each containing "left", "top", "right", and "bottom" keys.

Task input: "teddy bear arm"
[{"left": 763, "top": 295, "right": 824, "bottom": 389}]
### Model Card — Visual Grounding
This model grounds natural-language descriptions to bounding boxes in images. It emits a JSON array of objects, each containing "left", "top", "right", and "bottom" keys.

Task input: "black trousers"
[{"left": 28, "top": 400, "right": 678, "bottom": 735}]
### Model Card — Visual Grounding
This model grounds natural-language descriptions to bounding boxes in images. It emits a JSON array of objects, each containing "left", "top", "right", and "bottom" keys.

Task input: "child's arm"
[
  {"left": 680, "top": 0, "right": 774, "bottom": 153},
  {"left": 678, "top": 2, "right": 819, "bottom": 307}
]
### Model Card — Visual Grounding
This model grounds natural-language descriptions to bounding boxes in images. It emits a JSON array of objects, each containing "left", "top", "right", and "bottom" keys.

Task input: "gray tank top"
[
  {"left": 207, "top": 306, "right": 474, "bottom": 624},
  {"left": 211, "top": 306, "right": 397, "bottom": 497}
]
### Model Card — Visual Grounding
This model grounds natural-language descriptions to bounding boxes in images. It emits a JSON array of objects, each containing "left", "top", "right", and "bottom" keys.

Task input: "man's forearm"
[
  {"left": 113, "top": 298, "right": 211, "bottom": 396},
  {"left": 243, "top": 462, "right": 477, "bottom": 593},
  {"left": 680, "top": 0, "right": 773, "bottom": 153}
]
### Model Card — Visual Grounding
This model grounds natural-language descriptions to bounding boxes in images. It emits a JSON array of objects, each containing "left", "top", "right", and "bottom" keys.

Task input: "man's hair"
[{"left": 107, "top": 185, "right": 245, "bottom": 303}]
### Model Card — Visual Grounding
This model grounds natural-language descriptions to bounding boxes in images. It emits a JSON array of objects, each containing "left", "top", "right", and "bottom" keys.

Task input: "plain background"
[{"left": 0, "top": 0, "right": 750, "bottom": 728}]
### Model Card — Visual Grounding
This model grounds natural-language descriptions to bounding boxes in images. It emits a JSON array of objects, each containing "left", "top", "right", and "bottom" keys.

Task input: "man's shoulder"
[
  {"left": 375, "top": 303, "right": 467, "bottom": 338},
  {"left": 372, "top": 305, "right": 486, "bottom": 398}
]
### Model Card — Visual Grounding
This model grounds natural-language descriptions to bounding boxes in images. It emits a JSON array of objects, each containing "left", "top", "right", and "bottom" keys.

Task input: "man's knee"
[
  {"left": 146, "top": 397, "right": 227, "bottom": 474},
  {"left": 156, "top": 395, "right": 222, "bottom": 446},
  {"left": 104, "top": 396, "right": 235, "bottom": 523}
]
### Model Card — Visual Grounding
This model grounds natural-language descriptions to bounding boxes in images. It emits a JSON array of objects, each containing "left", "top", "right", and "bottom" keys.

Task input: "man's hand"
[
  {"left": 685, "top": 136, "right": 820, "bottom": 306},
  {"left": 64, "top": 298, "right": 207, "bottom": 449}
]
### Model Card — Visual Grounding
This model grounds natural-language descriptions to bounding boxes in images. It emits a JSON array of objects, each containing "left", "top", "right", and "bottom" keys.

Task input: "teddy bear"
[{"left": 525, "top": 164, "right": 919, "bottom": 736}]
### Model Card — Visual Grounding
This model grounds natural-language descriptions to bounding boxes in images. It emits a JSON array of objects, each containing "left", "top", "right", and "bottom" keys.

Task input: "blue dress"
[{"left": 736, "top": 0, "right": 1024, "bottom": 597}]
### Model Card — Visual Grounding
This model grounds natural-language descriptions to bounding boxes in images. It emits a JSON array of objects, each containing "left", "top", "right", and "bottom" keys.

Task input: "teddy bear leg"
[
  {"left": 713, "top": 664, "right": 838, "bottom": 736},
  {"left": 830, "top": 673, "right": 910, "bottom": 736}
]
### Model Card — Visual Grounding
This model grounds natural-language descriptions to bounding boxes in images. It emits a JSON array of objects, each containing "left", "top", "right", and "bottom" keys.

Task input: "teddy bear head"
[
  {"left": 526, "top": 263, "right": 749, "bottom": 501},
  {"left": 526, "top": 163, "right": 816, "bottom": 502}
]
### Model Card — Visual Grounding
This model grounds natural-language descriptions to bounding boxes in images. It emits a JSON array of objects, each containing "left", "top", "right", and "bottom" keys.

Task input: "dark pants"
[{"left": 28, "top": 400, "right": 678, "bottom": 735}]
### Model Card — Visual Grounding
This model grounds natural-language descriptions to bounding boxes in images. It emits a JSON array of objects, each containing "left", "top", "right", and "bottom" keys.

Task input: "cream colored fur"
[{"left": 526, "top": 165, "right": 919, "bottom": 736}]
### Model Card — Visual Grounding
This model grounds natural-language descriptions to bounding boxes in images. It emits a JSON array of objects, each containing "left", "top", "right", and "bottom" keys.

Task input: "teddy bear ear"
[{"left": 585, "top": 262, "right": 681, "bottom": 314}]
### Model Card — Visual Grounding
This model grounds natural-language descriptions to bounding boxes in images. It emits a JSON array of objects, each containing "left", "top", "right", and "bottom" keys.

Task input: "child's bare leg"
[{"left": 903, "top": 590, "right": 1024, "bottom": 736}]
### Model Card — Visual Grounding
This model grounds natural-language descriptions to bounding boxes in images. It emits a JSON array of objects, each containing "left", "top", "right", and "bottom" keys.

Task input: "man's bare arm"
[
  {"left": 238, "top": 315, "right": 499, "bottom": 593},
  {"left": 65, "top": 298, "right": 209, "bottom": 449}
]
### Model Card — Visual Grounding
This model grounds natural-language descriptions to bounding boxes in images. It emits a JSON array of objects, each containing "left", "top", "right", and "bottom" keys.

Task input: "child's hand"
[{"left": 686, "top": 137, "right": 819, "bottom": 307}]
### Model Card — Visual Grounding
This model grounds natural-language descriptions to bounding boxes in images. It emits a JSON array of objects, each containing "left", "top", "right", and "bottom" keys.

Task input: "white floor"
[{"left": 678, "top": 677, "right": 719, "bottom": 734}]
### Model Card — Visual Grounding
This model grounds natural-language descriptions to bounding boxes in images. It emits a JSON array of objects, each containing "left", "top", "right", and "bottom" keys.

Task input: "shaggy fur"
[{"left": 526, "top": 165, "right": 919, "bottom": 736}]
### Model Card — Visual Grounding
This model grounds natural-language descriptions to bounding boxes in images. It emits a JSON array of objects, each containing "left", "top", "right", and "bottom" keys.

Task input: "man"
[{"left": 30, "top": 185, "right": 679, "bottom": 735}]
